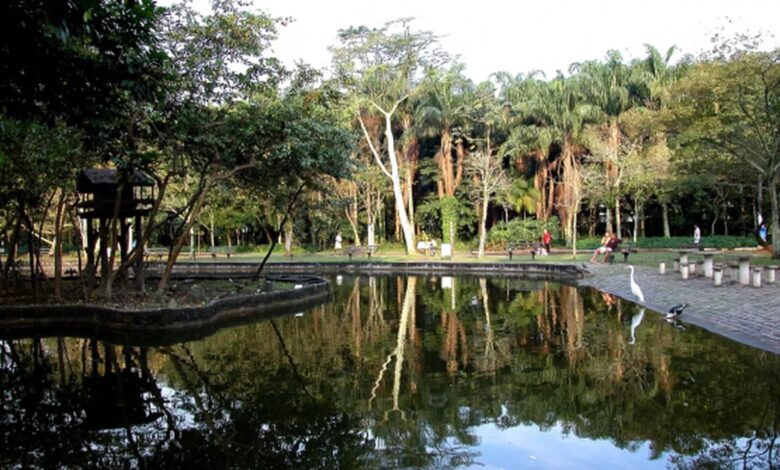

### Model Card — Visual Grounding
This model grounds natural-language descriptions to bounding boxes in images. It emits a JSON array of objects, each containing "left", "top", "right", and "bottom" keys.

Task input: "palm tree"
[
  {"left": 500, "top": 178, "right": 541, "bottom": 220},
  {"left": 573, "top": 50, "right": 636, "bottom": 235},
  {"left": 530, "top": 74, "right": 598, "bottom": 245},
  {"left": 417, "top": 64, "right": 473, "bottom": 198}
]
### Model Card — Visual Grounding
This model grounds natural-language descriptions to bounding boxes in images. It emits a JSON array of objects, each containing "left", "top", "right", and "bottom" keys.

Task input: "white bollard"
[
  {"left": 713, "top": 267, "right": 723, "bottom": 286},
  {"left": 752, "top": 267, "right": 762, "bottom": 287},
  {"left": 729, "top": 265, "right": 740, "bottom": 283},
  {"left": 681, "top": 263, "right": 689, "bottom": 280},
  {"left": 739, "top": 257, "right": 751, "bottom": 286},
  {"left": 703, "top": 254, "right": 714, "bottom": 278},
  {"left": 673, "top": 258, "right": 680, "bottom": 272},
  {"left": 659, "top": 262, "right": 666, "bottom": 275},
  {"left": 689, "top": 262, "right": 697, "bottom": 276},
  {"left": 766, "top": 266, "right": 778, "bottom": 284}
]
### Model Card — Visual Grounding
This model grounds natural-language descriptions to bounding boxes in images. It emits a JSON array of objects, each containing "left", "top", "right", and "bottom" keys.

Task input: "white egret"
[{"left": 627, "top": 265, "right": 645, "bottom": 303}]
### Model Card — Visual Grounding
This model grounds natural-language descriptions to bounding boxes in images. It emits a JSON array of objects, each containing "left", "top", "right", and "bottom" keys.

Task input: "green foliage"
[
  {"left": 440, "top": 196, "right": 459, "bottom": 244},
  {"left": 488, "top": 218, "right": 556, "bottom": 247}
]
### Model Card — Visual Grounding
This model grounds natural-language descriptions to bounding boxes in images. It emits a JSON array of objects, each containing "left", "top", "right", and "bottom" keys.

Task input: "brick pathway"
[{"left": 578, "top": 262, "right": 780, "bottom": 355}]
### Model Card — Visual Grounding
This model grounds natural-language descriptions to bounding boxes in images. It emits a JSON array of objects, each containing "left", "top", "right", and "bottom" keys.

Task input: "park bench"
[
  {"left": 416, "top": 240, "right": 438, "bottom": 256},
  {"left": 606, "top": 241, "right": 636, "bottom": 264},
  {"left": 144, "top": 248, "right": 168, "bottom": 262},
  {"left": 345, "top": 245, "right": 377, "bottom": 260},
  {"left": 209, "top": 246, "right": 234, "bottom": 258},
  {"left": 507, "top": 241, "right": 538, "bottom": 261}
]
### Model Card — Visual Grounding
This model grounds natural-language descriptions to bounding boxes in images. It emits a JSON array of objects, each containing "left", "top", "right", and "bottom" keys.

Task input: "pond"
[{"left": 2, "top": 274, "right": 779, "bottom": 469}]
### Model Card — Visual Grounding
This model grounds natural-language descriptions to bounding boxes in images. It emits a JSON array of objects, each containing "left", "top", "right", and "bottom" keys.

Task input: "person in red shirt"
[
  {"left": 590, "top": 232, "right": 621, "bottom": 263},
  {"left": 542, "top": 229, "right": 552, "bottom": 254}
]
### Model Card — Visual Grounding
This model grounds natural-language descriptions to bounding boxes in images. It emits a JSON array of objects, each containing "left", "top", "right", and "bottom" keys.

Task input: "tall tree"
[
  {"left": 575, "top": 51, "right": 636, "bottom": 236},
  {"left": 669, "top": 47, "right": 780, "bottom": 256},
  {"left": 330, "top": 19, "right": 447, "bottom": 254}
]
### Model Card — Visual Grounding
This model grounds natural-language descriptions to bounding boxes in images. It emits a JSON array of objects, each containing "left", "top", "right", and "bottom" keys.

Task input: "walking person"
[
  {"left": 334, "top": 232, "right": 342, "bottom": 251},
  {"left": 693, "top": 225, "right": 701, "bottom": 251}
]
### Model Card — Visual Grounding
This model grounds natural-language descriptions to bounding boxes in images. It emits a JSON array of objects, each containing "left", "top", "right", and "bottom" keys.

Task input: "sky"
[{"left": 183, "top": 0, "right": 779, "bottom": 82}]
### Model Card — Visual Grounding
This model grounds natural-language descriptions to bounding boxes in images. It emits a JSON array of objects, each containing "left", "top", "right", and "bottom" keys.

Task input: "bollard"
[
  {"left": 752, "top": 267, "right": 762, "bottom": 287},
  {"left": 673, "top": 258, "right": 680, "bottom": 272},
  {"left": 766, "top": 266, "right": 778, "bottom": 284},
  {"left": 713, "top": 266, "right": 723, "bottom": 286},
  {"left": 681, "top": 262, "right": 689, "bottom": 280},
  {"left": 738, "top": 257, "right": 751, "bottom": 286},
  {"left": 689, "top": 262, "right": 697, "bottom": 276},
  {"left": 729, "top": 264, "right": 739, "bottom": 283},
  {"left": 703, "top": 254, "right": 714, "bottom": 278},
  {"left": 659, "top": 262, "right": 666, "bottom": 275}
]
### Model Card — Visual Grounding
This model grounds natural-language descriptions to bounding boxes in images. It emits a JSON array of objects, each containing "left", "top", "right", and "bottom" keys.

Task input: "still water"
[{"left": 2, "top": 275, "right": 779, "bottom": 469}]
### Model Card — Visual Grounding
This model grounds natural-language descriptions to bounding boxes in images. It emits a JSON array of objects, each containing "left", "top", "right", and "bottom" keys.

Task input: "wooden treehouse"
[{"left": 76, "top": 168, "right": 155, "bottom": 288}]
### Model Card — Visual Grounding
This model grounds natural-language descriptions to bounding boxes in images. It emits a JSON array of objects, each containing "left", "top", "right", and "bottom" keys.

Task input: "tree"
[
  {"left": 417, "top": 65, "right": 473, "bottom": 244},
  {"left": 330, "top": 19, "right": 447, "bottom": 255},
  {"left": 465, "top": 151, "right": 508, "bottom": 258},
  {"left": 669, "top": 47, "right": 780, "bottom": 256},
  {"left": 574, "top": 51, "right": 637, "bottom": 235}
]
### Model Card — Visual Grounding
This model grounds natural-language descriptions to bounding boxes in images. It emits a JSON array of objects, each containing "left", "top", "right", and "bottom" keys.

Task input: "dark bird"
[{"left": 665, "top": 303, "right": 688, "bottom": 319}]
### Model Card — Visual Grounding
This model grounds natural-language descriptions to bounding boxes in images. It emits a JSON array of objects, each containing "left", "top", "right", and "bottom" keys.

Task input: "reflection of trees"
[
  {"left": 3, "top": 276, "right": 779, "bottom": 469},
  {"left": 0, "top": 339, "right": 170, "bottom": 468}
]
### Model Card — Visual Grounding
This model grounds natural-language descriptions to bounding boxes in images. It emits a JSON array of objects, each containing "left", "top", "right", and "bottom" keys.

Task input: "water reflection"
[{"left": 1, "top": 275, "right": 779, "bottom": 469}]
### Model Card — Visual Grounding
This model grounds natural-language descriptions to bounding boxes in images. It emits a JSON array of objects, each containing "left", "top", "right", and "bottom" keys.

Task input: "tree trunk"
[
  {"left": 661, "top": 202, "right": 671, "bottom": 238},
  {"left": 771, "top": 178, "right": 779, "bottom": 258},
  {"left": 382, "top": 112, "right": 415, "bottom": 254},
  {"left": 53, "top": 191, "right": 66, "bottom": 298},
  {"left": 477, "top": 189, "right": 489, "bottom": 258}
]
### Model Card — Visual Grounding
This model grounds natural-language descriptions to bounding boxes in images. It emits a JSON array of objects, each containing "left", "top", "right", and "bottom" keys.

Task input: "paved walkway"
[{"left": 578, "top": 262, "right": 780, "bottom": 355}]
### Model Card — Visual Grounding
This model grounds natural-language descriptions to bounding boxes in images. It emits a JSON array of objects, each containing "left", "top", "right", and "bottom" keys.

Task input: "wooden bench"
[
  {"left": 345, "top": 245, "right": 378, "bottom": 260},
  {"left": 416, "top": 241, "right": 438, "bottom": 256},
  {"left": 507, "top": 241, "right": 538, "bottom": 261},
  {"left": 144, "top": 248, "right": 168, "bottom": 262},
  {"left": 209, "top": 246, "right": 234, "bottom": 258},
  {"left": 605, "top": 241, "right": 637, "bottom": 264}
]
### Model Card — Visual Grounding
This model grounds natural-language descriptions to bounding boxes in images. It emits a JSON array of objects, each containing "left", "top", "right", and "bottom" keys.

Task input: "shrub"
[{"left": 488, "top": 217, "right": 560, "bottom": 249}]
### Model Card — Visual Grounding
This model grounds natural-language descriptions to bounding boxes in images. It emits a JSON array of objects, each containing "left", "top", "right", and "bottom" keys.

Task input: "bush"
[{"left": 488, "top": 217, "right": 560, "bottom": 249}]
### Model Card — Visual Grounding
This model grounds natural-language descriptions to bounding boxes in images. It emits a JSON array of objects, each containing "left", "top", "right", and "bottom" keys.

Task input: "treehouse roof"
[{"left": 77, "top": 168, "right": 154, "bottom": 194}]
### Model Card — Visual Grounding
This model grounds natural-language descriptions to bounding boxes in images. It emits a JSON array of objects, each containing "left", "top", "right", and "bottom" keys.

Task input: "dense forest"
[{"left": 1, "top": 1, "right": 778, "bottom": 289}]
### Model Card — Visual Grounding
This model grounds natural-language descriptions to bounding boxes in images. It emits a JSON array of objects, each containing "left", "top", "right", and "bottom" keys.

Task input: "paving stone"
[{"left": 578, "top": 263, "right": 780, "bottom": 355}]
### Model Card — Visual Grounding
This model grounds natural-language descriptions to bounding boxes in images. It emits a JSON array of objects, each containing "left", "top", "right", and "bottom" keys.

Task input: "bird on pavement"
[
  {"left": 665, "top": 303, "right": 688, "bottom": 320},
  {"left": 627, "top": 265, "right": 645, "bottom": 303}
]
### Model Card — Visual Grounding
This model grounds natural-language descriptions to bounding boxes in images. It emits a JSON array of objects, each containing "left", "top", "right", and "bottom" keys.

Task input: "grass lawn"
[{"left": 175, "top": 245, "right": 777, "bottom": 269}]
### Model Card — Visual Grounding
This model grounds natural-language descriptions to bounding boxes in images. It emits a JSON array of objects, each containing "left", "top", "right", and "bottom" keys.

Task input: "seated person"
[{"left": 590, "top": 232, "right": 621, "bottom": 263}]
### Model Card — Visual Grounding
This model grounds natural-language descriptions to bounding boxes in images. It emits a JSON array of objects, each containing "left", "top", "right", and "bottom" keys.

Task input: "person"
[
  {"left": 759, "top": 224, "right": 768, "bottom": 243},
  {"left": 334, "top": 232, "right": 342, "bottom": 251},
  {"left": 590, "top": 232, "right": 621, "bottom": 263},
  {"left": 693, "top": 225, "right": 701, "bottom": 251},
  {"left": 542, "top": 229, "right": 552, "bottom": 254}
]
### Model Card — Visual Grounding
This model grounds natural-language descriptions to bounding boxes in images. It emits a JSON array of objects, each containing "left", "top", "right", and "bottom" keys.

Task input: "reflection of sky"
[{"left": 456, "top": 422, "right": 668, "bottom": 470}]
